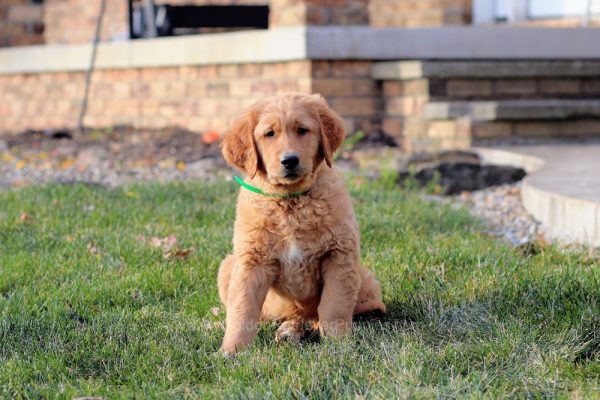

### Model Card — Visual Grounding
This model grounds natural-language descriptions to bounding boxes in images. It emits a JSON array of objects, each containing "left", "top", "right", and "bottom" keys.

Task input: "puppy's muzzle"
[{"left": 281, "top": 154, "right": 300, "bottom": 173}]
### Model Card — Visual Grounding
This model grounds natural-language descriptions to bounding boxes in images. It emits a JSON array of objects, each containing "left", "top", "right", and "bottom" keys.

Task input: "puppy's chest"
[
  {"left": 274, "top": 237, "right": 323, "bottom": 300},
  {"left": 258, "top": 199, "right": 333, "bottom": 299}
]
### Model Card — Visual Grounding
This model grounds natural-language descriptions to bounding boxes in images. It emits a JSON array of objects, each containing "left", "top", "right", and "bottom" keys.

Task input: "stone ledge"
[
  {"left": 475, "top": 145, "right": 600, "bottom": 246},
  {"left": 424, "top": 100, "right": 600, "bottom": 121},
  {"left": 0, "top": 27, "right": 307, "bottom": 74},
  {"left": 306, "top": 26, "right": 600, "bottom": 60},
  {"left": 372, "top": 61, "right": 600, "bottom": 80},
  {"left": 4, "top": 26, "right": 600, "bottom": 74}
]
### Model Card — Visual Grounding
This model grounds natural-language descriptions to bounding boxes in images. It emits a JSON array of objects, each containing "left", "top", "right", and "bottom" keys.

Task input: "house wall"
[
  {"left": 0, "top": 60, "right": 379, "bottom": 136},
  {"left": 44, "top": 0, "right": 129, "bottom": 44},
  {"left": 5, "top": 0, "right": 476, "bottom": 47},
  {"left": 0, "top": 0, "right": 44, "bottom": 47},
  {"left": 369, "top": 0, "right": 472, "bottom": 27}
]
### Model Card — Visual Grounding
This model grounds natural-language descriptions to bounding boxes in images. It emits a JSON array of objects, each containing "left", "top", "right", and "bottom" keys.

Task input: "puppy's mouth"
[
  {"left": 284, "top": 171, "right": 300, "bottom": 180},
  {"left": 269, "top": 168, "right": 307, "bottom": 185}
]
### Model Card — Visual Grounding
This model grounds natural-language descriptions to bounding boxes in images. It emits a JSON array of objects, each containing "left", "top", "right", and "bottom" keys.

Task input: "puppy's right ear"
[{"left": 221, "top": 107, "right": 260, "bottom": 179}]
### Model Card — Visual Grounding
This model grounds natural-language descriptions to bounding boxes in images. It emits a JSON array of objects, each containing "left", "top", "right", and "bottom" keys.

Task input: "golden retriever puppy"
[{"left": 218, "top": 93, "right": 385, "bottom": 354}]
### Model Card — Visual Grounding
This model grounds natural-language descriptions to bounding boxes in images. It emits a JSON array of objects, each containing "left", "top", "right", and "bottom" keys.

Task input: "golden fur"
[{"left": 218, "top": 93, "right": 385, "bottom": 354}]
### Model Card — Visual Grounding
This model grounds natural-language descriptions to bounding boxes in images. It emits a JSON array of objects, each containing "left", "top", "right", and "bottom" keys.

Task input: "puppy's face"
[
  {"left": 253, "top": 99, "right": 321, "bottom": 185},
  {"left": 222, "top": 93, "right": 346, "bottom": 190}
]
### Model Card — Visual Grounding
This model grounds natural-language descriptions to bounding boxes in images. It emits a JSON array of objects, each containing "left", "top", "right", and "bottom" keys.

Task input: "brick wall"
[
  {"left": 44, "top": 0, "right": 128, "bottom": 44},
  {"left": 0, "top": 60, "right": 381, "bottom": 135},
  {"left": 270, "top": 0, "right": 370, "bottom": 27},
  {"left": 40, "top": 0, "right": 474, "bottom": 46},
  {"left": 0, "top": 0, "right": 44, "bottom": 47},
  {"left": 369, "top": 0, "right": 472, "bottom": 27}
]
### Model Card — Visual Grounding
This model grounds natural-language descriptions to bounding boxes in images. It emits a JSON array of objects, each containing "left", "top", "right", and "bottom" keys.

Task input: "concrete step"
[
  {"left": 373, "top": 60, "right": 600, "bottom": 80},
  {"left": 376, "top": 61, "right": 600, "bottom": 101},
  {"left": 424, "top": 99, "right": 600, "bottom": 121},
  {"left": 476, "top": 145, "right": 600, "bottom": 247}
]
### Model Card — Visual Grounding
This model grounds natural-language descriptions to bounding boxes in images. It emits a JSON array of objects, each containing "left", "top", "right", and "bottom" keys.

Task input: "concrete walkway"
[{"left": 476, "top": 143, "right": 600, "bottom": 247}]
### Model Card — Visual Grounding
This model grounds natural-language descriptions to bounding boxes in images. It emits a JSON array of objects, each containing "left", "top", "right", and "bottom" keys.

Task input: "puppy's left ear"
[
  {"left": 221, "top": 105, "right": 260, "bottom": 179},
  {"left": 311, "top": 94, "right": 346, "bottom": 168}
]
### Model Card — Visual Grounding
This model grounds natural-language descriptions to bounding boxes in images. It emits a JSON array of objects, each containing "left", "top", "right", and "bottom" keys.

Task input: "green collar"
[{"left": 234, "top": 176, "right": 310, "bottom": 199}]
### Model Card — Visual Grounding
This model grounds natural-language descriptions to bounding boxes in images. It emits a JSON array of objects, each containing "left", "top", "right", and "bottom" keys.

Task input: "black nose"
[{"left": 281, "top": 155, "right": 299, "bottom": 170}]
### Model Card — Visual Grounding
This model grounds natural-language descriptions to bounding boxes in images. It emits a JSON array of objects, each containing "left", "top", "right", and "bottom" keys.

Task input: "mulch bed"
[{"left": 0, "top": 126, "right": 228, "bottom": 189}]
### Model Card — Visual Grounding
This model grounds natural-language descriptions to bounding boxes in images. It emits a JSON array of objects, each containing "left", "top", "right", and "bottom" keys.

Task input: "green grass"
[{"left": 1, "top": 177, "right": 599, "bottom": 398}]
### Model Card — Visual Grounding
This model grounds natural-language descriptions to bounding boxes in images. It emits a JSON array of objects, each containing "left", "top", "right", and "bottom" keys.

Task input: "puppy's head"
[{"left": 222, "top": 93, "right": 345, "bottom": 188}]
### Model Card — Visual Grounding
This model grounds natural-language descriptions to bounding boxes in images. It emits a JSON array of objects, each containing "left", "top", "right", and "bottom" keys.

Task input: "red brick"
[
  {"left": 251, "top": 80, "right": 278, "bottom": 95},
  {"left": 218, "top": 65, "right": 239, "bottom": 79},
  {"left": 382, "top": 117, "right": 404, "bottom": 136},
  {"left": 311, "top": 61, "right": 331, "bottom": 77},
  {"left": 353, "top": 79, "right": 378, "bottom": 95},
  {"left": 582, "top": 79, "right": 600, "bottom": 95},
  {"left": 331, "top": 98, "right": 377, "bottom": 116},
  {"left": 447, "top": 80, "right": 492, "bottom": 98},
  {"left": 494, "top": 80, "right": 537, "bottom": 97},
  {"left": 331, "top": 61, "right": 372, "bottom": 78},
  {"left": 471, "top": 122, "right": 513, "bottom": 139},
  {"left": 428, "top": 120, "right": 457, "bottom": 139},
  {"left": 312, "top": 79, "right": 354, "bottom": 96},
  {"left": 385, "top": 97, "right": 416, "bottom": 116},
  {"left": 539, "top": 79, "right": 581, "bottom": 95}
]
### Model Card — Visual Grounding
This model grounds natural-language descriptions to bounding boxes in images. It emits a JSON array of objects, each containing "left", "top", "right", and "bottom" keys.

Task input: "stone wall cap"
[
  {"left": 372, "top": 60, "right": 600, "bottom": 80},
  {"left": 425, "top": 99, "right": 600, "bottom": 121},
  {"left": 3, "top": 26, "right": 600, "bottom": 74}
]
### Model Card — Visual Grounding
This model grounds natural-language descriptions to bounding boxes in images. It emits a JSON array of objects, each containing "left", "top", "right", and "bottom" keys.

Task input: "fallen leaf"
[
  {"left": 13, "top": 180, "right": 29, "bottom": 188},
  {"left": 176, "top": 160, "right": 186, "bottom": 171},
  {"left": 163, "top": 247, "right": 193, "bottom": 261},
  {"left": 18, "top": 212, "right": 32, "bottom": 223},
  {"left": 1, "top": 152, "right": 15, "bottom": 162},
  {"left": 117, "top": 260, "right": 125, "bottom": 277},
  {"left": 15, "top": 160, "right": 26, "bottom": 170},
  {"left": 158, "top": 158, "right": 176, "bottom": 169},
  {"left": 163, "top": 235, "right": 177, "bottom": 251},
  {"left": 147, "top": 235, "right": 177, "bottom": 250},
  {"left": 202, "top": 131, "right": 220, "bottom": 144},
  {"left": 149, "top": 236, "right": 163, "bottom": 248},
  {"left": 64, "top": 234, "right": 76, "bottom": 242},
  {"left": 87, "top": 242, "right": 100, "bottom": 256},
  {"left": 60, "top": 158, "right": 75, "bottom": 169},
  {"left": 126, "top": 191, "right": 139, "bottom": 199}
]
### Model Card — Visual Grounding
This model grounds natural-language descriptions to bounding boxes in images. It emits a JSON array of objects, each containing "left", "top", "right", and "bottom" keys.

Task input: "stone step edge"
[
  {"left": 373, "top": 60, "right": 600, "bottom": 80},
  {"left": 424, "top": 99, "right": 600, "bottom": 121}
]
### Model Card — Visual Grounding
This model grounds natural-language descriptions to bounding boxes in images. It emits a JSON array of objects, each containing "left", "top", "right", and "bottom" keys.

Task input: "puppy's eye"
[
  {"left": 265, "top": 130, "right": 275, "bottom": 138},
  {"left": 298, "top": 127, "right": 309, "bottom": 136}
]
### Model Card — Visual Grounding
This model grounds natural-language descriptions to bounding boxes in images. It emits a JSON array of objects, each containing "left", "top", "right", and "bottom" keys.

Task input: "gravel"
[
  {"left": 439, "top": 183, "right": 546, "bottom": 247},
  {"left": 0, "top": 160, "right": 230, "bottom": 191}
]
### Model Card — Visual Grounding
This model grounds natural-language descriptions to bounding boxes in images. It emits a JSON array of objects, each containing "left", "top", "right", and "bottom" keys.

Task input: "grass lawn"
[{"left": 1, "top": 177, "right": 599, "bottom": 398}]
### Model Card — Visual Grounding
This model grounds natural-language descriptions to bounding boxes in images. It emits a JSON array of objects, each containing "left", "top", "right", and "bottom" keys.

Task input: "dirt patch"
[
  {"left": 0, "top": 126, "right": 227, "bottom": 190},
  {"left": 398, "top": 151, "right": 527, "bottom": 195}
]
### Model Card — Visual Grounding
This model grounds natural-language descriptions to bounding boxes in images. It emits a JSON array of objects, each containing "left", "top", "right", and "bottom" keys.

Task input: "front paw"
[
  {"left": 275, "top": 320, "right": 304, "bottom": 343},
  {"left": 219, "top": 343, "right": 242, "bottom": 356},
  {"left": 318, "top": 318, "right": 353, "bottom": 337}
]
